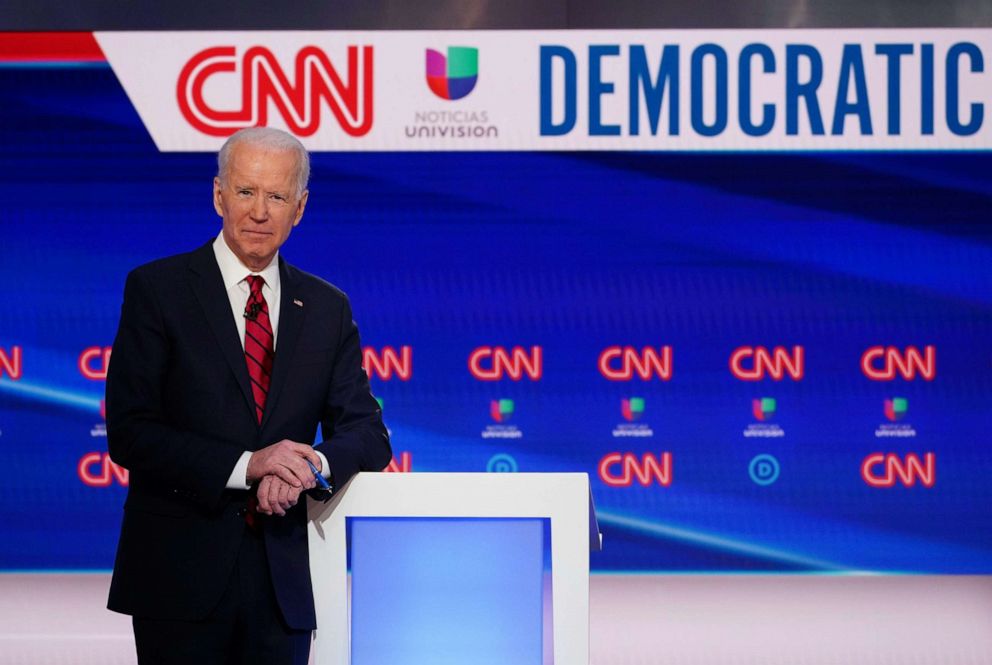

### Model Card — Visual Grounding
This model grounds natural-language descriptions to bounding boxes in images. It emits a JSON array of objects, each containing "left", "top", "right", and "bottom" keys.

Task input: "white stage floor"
[{"left": 1, "top": 573, "right": 990, "bottom": 664}]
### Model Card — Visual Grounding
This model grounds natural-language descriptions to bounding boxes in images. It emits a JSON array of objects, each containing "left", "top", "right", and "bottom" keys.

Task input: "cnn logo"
[
  {"left": 468, "top": 346, "right": 543, "bottom": 381},
  {"left": 599, "top": 346, "right": 672, "bottom": 381},
  {"left": 861, "top": 346, "right": 935, "bottom": 381},
  {"left": 177, "top": 45, "right": 373, "bottom": 137},
  {"left": 861, "top": 453, "right": 935, "bottom": 488},
  {"left": 0, "top": 346, "right": 22, "bottom": 380},
  {"left": 730, "top": 346, "right": 804, "bottom": 381},
  {"left": 598, "top": 452, "right": 672, "bottom": 487},
  {"left": 384, "top": 452, "right": 412, "bottom": 473},
  {"left": 363, "top": 346, "right": 412, "bottom": 381},
  {"left": 78, "top": 452, "right": 129, "bottom": 487},
  {"left": 79, "top": 346, "right": 113, "bottom": 380}
]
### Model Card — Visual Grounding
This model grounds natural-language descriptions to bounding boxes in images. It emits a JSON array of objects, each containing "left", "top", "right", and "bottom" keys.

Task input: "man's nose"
[{"left": 250, "top": 195, "right": 268, "bottom": 221}]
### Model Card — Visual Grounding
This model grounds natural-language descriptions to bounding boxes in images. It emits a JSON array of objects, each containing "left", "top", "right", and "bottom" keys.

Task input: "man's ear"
[
  {"left": 293, "top": 190, "right": 309, "bottom": 227},
  {"left": 213, "top": 177, "right": 224, "bottom": 217}
]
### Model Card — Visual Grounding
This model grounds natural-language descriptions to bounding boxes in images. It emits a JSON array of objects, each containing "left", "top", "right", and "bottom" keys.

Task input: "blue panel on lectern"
[{"left": 349, "top": 517, "right": 547, "bottom": 665}]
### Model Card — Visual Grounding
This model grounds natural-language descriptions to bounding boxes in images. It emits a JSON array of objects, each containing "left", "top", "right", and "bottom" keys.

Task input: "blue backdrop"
[{"left": 1, "top": 61, "right": 990, "bottom": 573}]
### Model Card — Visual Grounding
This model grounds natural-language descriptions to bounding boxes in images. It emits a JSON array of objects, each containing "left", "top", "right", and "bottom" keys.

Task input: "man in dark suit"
[{"left": 105, "top": 127, "right": 391, "bottom": 664}]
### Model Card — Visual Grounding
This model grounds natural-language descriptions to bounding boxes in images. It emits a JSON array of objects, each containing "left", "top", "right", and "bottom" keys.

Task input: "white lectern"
[{"left": 307, "top": 472, "right": 601, "bottom": 665}]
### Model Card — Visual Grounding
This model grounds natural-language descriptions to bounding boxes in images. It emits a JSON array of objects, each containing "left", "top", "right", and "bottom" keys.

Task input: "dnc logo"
[{"left": 426, "top": 47, "right": 478, "bottom": 100}]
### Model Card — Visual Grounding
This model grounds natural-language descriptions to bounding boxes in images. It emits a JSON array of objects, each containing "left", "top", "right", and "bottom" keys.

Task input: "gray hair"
[{"left": 216, "top": 127, "right": 311, "bottom": 198}]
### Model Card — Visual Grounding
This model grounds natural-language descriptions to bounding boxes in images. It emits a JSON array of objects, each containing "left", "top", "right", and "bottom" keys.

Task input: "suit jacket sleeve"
[
  {"left": 106, "top": 268, "right": 245, "bottom": 510},
  {"left": 314, "top": 295, "right": 391, "bottom": 488}
]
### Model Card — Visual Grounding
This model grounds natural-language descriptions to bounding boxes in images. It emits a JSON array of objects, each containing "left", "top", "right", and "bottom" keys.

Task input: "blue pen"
[{"left": 307, "top": 459, "right": 333, "bottom": 491}]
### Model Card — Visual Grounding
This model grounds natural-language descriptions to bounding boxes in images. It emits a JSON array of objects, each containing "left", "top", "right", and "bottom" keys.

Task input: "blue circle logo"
[
  {"left": 748, "top": 454, "right": 780, "bottom": 486},
  {"left": 486, "top": 453, "right": 518, "bottom": 473}
]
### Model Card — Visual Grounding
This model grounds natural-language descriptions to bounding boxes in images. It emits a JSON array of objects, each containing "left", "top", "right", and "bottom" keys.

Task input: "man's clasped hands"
[{"left": 246, "top": 441, "right": 323, "bottom": 516}]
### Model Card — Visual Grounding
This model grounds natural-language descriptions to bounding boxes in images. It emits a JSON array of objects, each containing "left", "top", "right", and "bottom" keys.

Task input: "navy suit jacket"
[{"left": 106, "top": 240, "right": 390, "bottom": 629}]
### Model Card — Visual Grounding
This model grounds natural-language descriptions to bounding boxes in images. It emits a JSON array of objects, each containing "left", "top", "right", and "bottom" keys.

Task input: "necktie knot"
[{"left": 246, "top": 274, "right": 265, "bottom": 295}]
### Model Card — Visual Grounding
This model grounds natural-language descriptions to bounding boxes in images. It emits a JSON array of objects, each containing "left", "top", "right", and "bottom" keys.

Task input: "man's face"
[{"left": 213, "top": 142, "right": 309, "bottom": 272}]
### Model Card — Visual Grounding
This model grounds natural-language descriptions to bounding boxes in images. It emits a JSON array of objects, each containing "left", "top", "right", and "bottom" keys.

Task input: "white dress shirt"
[{"left": 213, "top": 233, "right": 329, "bottom": 489}]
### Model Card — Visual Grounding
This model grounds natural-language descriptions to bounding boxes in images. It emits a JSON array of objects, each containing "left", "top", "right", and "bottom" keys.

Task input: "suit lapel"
[
  {"left": 187, "top": 242, "right": 256, "bottom": 423},
  {"left": 261, "top": 257, "right": 306, "bottom": 429}
]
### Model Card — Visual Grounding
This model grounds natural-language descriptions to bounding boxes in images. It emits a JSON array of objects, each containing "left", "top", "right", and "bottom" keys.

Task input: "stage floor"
[{"left": 1, "top": 573, "right": 990, "bottom": 664}]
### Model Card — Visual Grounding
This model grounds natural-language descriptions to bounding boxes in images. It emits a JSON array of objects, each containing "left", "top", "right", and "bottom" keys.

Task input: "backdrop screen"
[{"left": 1, "top": 53, "right": 990, "bottom": 574}]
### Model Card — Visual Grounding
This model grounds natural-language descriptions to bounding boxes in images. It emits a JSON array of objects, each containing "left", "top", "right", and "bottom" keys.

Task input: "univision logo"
[
  {"left": 621, "top": 397, "right": 645, "bottom": 422},
  {"left": 752, "top": 397, "right": 776, "bottom": 421},
  {"left": 426, "top": 47, "right": 478, "bottom": 100},
  {"left": 490, "top": 398, "right": 514, "bottom": 423},
  {"left": 884, "top": 397, "right": 908, "bottom": 422}
]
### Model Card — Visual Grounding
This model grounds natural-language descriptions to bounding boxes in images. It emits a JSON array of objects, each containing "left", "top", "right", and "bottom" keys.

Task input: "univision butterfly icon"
[
  {"left": 490, "top": 399, "right": 514, "bottom": 423},
  {"left": 426, "top": 47, "right": 478, "bottom": 100},
  {"left": 752, "top": 397, "right": 776, "bottom": 421},
  {"left": 621, "top": 397, "right": 645, "bottom": 422},
  {"left": 884, "top": 397, "right": 907, "bottom": 422}
]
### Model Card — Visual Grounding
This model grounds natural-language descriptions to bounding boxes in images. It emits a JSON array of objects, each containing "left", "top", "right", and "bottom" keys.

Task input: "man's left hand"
[{"left": 256, "top": 474, "right": 304, "bottom": 516}]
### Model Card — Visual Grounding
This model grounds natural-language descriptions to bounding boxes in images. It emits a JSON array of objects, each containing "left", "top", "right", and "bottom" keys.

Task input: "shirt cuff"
[
  {"left": 315, "top": 450, "right": 331, "bottom": 479},
  {"left": 225, "top": 451, "right": 253, "bottom": 490}
]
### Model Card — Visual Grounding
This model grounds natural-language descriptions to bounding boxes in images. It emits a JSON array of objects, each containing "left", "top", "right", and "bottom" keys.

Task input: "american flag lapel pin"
[{"left": 293, "top": 299, "right": 304, "bottom": 308}]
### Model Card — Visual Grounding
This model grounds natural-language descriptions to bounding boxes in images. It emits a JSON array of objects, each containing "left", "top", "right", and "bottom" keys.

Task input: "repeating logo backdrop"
[{"left": 1, "top": 32, "right": 991, "bottom": 573}]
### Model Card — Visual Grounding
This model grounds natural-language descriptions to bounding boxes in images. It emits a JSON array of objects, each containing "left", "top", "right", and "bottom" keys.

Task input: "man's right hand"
[{"left": 246, "top": 439, "right": 320, "bottom": 489}]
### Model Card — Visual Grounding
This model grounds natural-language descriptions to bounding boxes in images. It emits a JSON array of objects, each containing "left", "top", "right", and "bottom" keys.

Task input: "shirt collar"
[{"left": 212, "top": 232, "right": 281, "bottom": 292}]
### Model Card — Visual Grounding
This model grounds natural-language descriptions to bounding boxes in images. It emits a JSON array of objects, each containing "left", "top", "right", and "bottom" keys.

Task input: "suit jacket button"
[{"left": 236, "top": 508, "right": 247, "bottom": 517}]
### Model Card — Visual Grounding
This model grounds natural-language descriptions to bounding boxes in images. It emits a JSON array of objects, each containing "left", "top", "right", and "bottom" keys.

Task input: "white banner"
[{"left": 95, "top": 30, "right": 992, "bottom": 151}]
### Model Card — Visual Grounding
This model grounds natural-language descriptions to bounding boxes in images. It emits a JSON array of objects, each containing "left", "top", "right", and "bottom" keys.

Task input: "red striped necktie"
[{"left": 244, "top": 275, "right": 274, "bottom": 424}]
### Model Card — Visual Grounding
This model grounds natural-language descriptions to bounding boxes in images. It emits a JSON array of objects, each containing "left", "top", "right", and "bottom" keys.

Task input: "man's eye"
[
  {"left": 269, "top": 194, "right": 286, "bottom": 202},
  {"left": 237, "top": 189, "right": 252, "bottom": 196}
]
